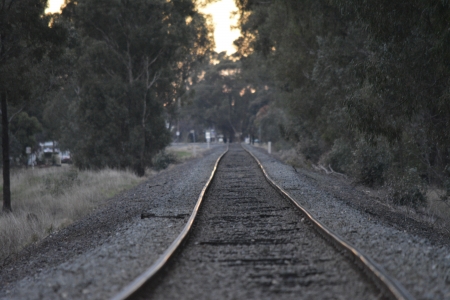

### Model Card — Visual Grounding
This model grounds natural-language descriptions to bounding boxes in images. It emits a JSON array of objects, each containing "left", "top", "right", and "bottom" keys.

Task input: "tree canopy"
[
  {"left": 52, "top": 0, "right": 213, "bottom": 175},
  {"left": 233, "top": 0, "right": 450, "bottom": 205},
  {"left": 3, "top": 0, "right": 450, "bottom": 211},
  {"left": 0, "top": 0, "right": 66, "bottom": 211}
]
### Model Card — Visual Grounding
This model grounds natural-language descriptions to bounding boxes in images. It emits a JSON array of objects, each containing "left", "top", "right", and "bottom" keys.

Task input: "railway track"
[{"left": 113, "top": 144, "right": 413, "bottom": 300}]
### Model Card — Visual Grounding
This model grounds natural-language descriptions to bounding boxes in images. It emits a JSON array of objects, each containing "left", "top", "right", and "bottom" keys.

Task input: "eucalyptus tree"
[
  {"left": 62, "top": 0, "right": 211, "bottom": 175},
  {"left": 333, "top": 0, "right": 450, "bottom": 181},
  {"left": 235, "top": 0, "right": 359, "bottom": 159},
  {"left": 235, "top": 0, "right": 450, "bottom": 191},
  {"left": 0, "top": 0, "right": 66, "bottom": 212},
  {"left": 184, "top": 54, "right": 245, "bottom": 142}
]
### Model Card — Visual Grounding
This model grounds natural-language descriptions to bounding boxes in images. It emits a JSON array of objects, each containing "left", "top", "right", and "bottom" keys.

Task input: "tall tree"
[
  {"left": 235, "top": 0, "right": 450, "bottom": 190},
  {"left": 191, "top": 55, "right": 244, "bottom": 141},
  {"left": 60, "top": 0, "right": 212, "bottom": 176},
  {"left": 0, "top": 0, "right": 66, "bottom": 212}
]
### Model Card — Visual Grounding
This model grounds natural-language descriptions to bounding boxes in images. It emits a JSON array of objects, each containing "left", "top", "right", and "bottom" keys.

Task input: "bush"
[
  {"left": 152, "top": 151, "right": 177, "bottom": 171},
  {"left": 276, "top": 147, "right": 306, "bottom": 168},
  {"left": 326, "top": 138, "right": 353, "bottom": 174},
  {"left": 300, "top": 138, "right": 323, "bottom": 163},
  {"left": 353, "top": 139, "right": 391, "bottom": 187},
  {"left": 387, "top": 168, "right": 427, "bottom": 209}
]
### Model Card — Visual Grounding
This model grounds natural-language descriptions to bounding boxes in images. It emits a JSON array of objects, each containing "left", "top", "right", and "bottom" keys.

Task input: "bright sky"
[
  {"left": 200, "top": 0, "right": 240, "bottom": 55},
  {"left": 46, "top": 0, "right": 239, "bottom": 54},
  {"left": 46, "top": 0, "right": 64, "bottom": 14}
]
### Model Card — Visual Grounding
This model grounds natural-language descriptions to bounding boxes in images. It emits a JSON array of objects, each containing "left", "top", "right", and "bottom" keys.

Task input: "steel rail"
[
  {"left": 243, "top": 145, "right": 414, "bottom": 300},
  {"left": 111, "top": 146, "right": 229, "bottom": 300}
]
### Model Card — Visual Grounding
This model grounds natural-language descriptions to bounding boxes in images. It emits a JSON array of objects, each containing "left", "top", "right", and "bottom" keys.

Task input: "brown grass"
[
  {"left": 425, "top": 189, "right": 450, "bottom": 232},
  {"left": 0, "top": 166, "right": 144, "bottom": 262},
  {"left": 166, "top": 144, "right": 210, "bottom": 161}
]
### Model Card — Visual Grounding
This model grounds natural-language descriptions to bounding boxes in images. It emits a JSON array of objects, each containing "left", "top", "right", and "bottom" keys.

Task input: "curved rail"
[
  {"left": 242, "top": 145, "right": 414, "bottom": 300},
  {"left": 111, "top": 146, "right": 229, "bottom": 300}
]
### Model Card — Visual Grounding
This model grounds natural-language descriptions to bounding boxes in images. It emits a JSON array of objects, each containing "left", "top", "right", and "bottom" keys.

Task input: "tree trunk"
[
  {"left": 137, "top": 124, "right": 146, "bottom": 177},
  {"left": 1, "top": 91, "right": 12, "bottom": 212},
  {"left": 138, "top": 94, "right": 147, "bottom": 177}
]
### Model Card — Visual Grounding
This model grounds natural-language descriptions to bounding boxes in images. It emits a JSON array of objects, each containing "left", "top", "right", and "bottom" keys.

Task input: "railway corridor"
[{"left": 134, "top": 145, "right": 381, "bottom": 299}]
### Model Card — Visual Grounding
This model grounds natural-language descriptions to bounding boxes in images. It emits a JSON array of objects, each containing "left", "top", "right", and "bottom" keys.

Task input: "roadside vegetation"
[
  {"left": 0, "top": 0, "right": 213, "bottom": 213},
  {"left": 0, "top": 144, "right": 208, "bottom": 262},
  {"left": 177, "top": 0, "right": 450, "bottom": 221},
  {"left": 2, "top": 0, "right": 449, "bottom": 243},
  {"left": 0, "top": 166, "right": 144, "bottom": 262},
  {"left": 265, "top": 143, "right": 450, "bottom": 235}
]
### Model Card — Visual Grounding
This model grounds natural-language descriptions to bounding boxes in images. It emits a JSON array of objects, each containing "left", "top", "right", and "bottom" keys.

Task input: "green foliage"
[
  {"left": 387, "top": 169, "right": 427, "bottom": 209},
  {"left": 0, "top": 0, "right": 67, "bottom": 211},
  {"left": 152, "top": 151, "right": 178, "bottom": 171},
  {"left": 299, "top": 139, "right": 323, "bottom": 164},
  {"left": 353, "top": 139, "right": 391, "bottom": 187},
  {"left": 235, "top": 0, "right": 450, "bottom": 194},
  {"left": 183, "top": 54, "right": 254, "bottom": 142},
  {"left": 254, "top": 106, "right": 286, "bottom": 144},
  {"left": 326, "top": 139, "right": 353, "bottom": 174},
  {"left": 8, "top": 112, "right": 43, "bottom": 158},
  {"left": 55, "top": 0, "right": 212, "bottom": 176},
  {"left": 0, "top": 1, "right": 67, "bottom": 116}
]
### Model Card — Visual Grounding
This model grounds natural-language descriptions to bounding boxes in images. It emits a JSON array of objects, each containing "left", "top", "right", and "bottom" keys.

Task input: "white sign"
[{"left": 205, "top": 131, "right": 211, "bottom": 140}]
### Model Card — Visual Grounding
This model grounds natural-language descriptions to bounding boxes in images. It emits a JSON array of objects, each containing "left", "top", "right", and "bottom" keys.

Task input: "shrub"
[
  {"left": 152, "top": 151, "right": 177, "bottom": 171},
  {"left": 300, "top": 139, "right": 323, "bottom": 163},
  {"left": 276, "top": 147, "right": 306, "bottom": 168},
  {"left": 387, "top": 168, "right": 427, "bottom": 209},
  {"left": 353, "top": 139, "right": 391, "bottom": 187},
  {"left": 326, "top": 138, "right": 353, "bottom": 173}
]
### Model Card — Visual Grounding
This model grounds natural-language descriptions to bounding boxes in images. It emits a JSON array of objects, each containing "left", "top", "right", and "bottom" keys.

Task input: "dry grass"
[
  {"left": 166, "top": 144, "right": 211, "bottom": 161},
  {"left": 0, "top": 166, "right": 144, "bottom": 262},
  {"left": 274, "top": 148, "right": 307, "bottom": 168},
  {"left": 425, "top": 189, "right": 450, "bottom": 232}
]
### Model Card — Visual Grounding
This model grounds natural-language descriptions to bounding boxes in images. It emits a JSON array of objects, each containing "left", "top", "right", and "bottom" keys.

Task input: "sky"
[
  {"left": 46, "top": 0, "right": 64, "bottom": 14},
  {"left": 199, "top": 0, "right": 240, "bottom": 55},
  {"left": 46, "top": 0, "right": 240, "bottom": 55}
]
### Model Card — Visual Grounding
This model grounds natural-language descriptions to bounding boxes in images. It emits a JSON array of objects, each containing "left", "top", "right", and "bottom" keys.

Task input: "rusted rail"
[
  {"left": 242, "top": 145, "right": 414, "bottom": 300},
  {"left": 112, "top": 144, "right": 413, "bottom": 300},
  {"left": 111, "top": 147, "right": 228, "bottom": 300}
]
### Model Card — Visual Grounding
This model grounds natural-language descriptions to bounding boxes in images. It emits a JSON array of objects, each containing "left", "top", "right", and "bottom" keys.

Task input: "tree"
[
  {"left": 235, "top": 0, "right": 359, "bottom": 157},
  {"left": 59, "top": 0, "right": 212, "bottom": 176},
  {"left": 178, "top": 51, "right": 276, "bottom": 144},
  {"left": 9, "top": 112, "right": 43, "bottom": 162},
  {"left": 335, "top": 0, "right": 450, "bottom": 181},
  {"left": 235, "top": 0, "right": 450, "bottom": 192},
  {"left": 0, "top": 0, "right": 66, "bottom": 212},
  {"left": 183, "top": 53, "right": 244, "bottom": 142}
]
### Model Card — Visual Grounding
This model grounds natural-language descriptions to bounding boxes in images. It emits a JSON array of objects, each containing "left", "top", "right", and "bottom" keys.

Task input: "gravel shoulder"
[
  {"left": 2, "top": 142, "right": 449, "bottom": 300},
  {"left": 141, "top": 145, "right": 380, "bottom": 300},
  {"left": 244, "top": 144, "right": 450, "bottom": 300},
  {"left": 0, "top": 145, "right": 227, "bottom": 300}
]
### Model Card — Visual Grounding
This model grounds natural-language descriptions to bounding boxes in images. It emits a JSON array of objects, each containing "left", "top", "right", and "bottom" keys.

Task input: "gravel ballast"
[
  {"left": 2, "top": 142, "right": 449, "bottom": 299},
  {"left": 243, "top": 144, "right": 450, "bottom": 300},
  {"left": 140, "top": 145, "right": 380, "bottom": 299},
  {"left": 0, "top": 145, "right": 226, "bottom": 300}
]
